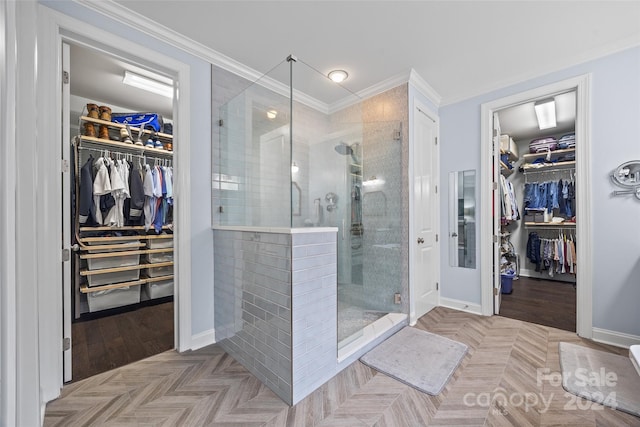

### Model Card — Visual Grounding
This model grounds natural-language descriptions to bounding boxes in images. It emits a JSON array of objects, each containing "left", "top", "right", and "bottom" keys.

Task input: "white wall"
[
  {"left": 439, "top": 46, "right": 640, "bottom": 337},
  {"left": 40, "top": 0, "right": 215, "bottom": 336}
]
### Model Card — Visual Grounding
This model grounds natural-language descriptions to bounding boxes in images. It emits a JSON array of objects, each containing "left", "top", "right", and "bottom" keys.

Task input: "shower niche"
[{"left": 213, "top": 56, "right": 407, "bottom": 405}]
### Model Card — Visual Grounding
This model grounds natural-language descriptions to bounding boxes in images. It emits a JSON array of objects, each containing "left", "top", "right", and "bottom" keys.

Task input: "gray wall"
[{"left": 439, "top": 46, "right": 640, "bottom": 336}]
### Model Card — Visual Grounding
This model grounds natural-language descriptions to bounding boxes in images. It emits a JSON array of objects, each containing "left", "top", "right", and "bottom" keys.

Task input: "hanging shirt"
[
  {"left": 103, "top": 157, "right": 125, "bottom": 227},
  {"left": 143, "top": 164, "right": 155, "bottom": 231},
  {"left": 78, "top": 156, "right": 95, "bottom": 225},
  {"left": 92, "top": 157, "right": 111, "bottom": 225},
  {"left": 127, "top": 161, "right": 145, "bottom": 223}
]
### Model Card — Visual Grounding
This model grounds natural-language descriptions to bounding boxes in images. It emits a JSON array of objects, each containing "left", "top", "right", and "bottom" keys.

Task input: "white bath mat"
[{"left": 359, "top": 327, "right": 467, "bottom": 395}]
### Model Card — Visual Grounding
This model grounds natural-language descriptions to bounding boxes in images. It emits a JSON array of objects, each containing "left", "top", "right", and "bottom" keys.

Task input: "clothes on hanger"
[
  {"left": 77, "top": 149, "right": 173, "bottom": 231},
  {"left": 500, "top": 174, "right": 520, "bottom": 221},
  {"left": 526, "top": 231, "right": 576, "bottom": 276}
]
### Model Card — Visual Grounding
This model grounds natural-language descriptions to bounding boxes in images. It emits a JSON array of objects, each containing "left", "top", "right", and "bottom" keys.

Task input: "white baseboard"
[
  {"left": 190, "top": 329, "right": 216, "bottom": 351},
  {"left": 519, "top": 268, "right": 576, "bottom": 283},
  {"left": 592, "top": 327, "right": 640, "bottom": 349},
  {"left": 439, "top": 297, "right": 483, "bottom": 316}
]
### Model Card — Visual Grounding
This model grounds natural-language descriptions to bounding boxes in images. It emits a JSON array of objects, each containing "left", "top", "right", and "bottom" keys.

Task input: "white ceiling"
[
  {"left": 112, "top": 0, "right": 640, "bottom": 105},
  {"left": 73, "top": 1, "right": 638, "bottom": 141}
]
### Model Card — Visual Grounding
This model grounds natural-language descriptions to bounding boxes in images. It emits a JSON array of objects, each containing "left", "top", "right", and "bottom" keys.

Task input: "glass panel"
[
  {"left": 217, "top": 59, "right": 291, "bottom": 227},
  {"left": 448, "top": 170, "right": 476, "bottom": 268}
]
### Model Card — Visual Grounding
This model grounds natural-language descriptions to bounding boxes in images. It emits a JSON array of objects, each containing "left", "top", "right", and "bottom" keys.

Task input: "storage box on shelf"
[
  {"left": 143, "top": 278, "right": 174, "bottom": 299},
  {"left": 87, "top": 285, "right": 141, "bottom": 312}
]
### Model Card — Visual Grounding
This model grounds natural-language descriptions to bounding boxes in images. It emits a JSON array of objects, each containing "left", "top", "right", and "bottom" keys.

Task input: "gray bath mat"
[
  {"left": 559, "top": 342, "right": 640, "bottom": 417},
  {"left": 360, "top": 327, "right": 467, "bottom": 395}
]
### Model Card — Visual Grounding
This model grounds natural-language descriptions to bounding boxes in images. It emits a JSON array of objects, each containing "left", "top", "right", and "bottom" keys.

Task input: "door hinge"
[
  {"left": 493, "top": 128, "right": 498, "bottom": 137},
  {"left": 434, "top": 137, "right": 438, "bottom": 145},
  {"left": 493, "top": 287, "right": 498, "bottom": 296},
  {"left": 218, "top": 205, "right": 224, "bottom": 213},
  {"left": 493, "top": 235, "right": 498, "bottom": 243},
  {"left": 493, "top": 182, "right": 498, "bottom": 190},
  {"left": 61, "top": 159, "right": 69, "bottom": 174},
  {"left": 61, "top": 248, "right": 70, "bottom": 262},
  {"left": 435, "top": 185, "right": 438, "bottom": 194},
  {"left": 394, "top": 293, "right": 401, "bottom": 304},
  {"left": 218, "top": 119, "right": 224, "bottom": 127},
  {"left": 436, "top": 282, "right": 439, "bottom": 291},
  {"left": 63, "top": 70, "right": 69, "bottom": 84},
  {"left": 435, "top": 234, "right": 439, "bottom": 242},
  {"left": 63, "top": 337, "right": 71, "bottom": 351}
]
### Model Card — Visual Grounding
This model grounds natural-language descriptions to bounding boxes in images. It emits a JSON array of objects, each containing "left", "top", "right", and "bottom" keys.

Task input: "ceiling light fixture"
[
  {"left": 328, "top": 70, "right": 348, "bottom": 83},
  {"left": 291, "top": 162, "right": 299, "bottom": 173},
  {"left": 534, "top": 98, "right": 557, "bottom": 130},
  {"left": 267, "top": 109, "right": 278, "bottom": 120},
  {"left": 123, "top": 71, "right": 173, "bottom": 98}
]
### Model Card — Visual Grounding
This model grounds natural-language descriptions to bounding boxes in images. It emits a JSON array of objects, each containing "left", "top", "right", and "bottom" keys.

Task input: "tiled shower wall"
[{"left": 213, "top": 228, "right": 338, "bottom": 405}]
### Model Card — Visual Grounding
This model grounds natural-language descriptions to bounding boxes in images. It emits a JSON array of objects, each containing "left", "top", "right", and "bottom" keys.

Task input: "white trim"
[
  {"left": 190, "top": 329, "right": 217, "bottom": 351},
  {"left": 480, "top": 74, "right": 592, "bottom": 336},
  {"left": 212, "top": 225, "right": 338, "bottom": 234},
  {"left": 592, "top": 328, "right": 640, "bottom": 349},
  {"left": 1, "top": 1, "right": 18, "bottom": 425},
  {"left": 36, "top": 5, "right": 193, "bottom": 403},
  {"left": 408, "top": 98, "right": 440, "bottom": 326},
  {"left": 408, "top": 69, "right": 442, "bottom": 107},
  {"left": 439, "top": 297, "right": 483, "bottom": 316}
]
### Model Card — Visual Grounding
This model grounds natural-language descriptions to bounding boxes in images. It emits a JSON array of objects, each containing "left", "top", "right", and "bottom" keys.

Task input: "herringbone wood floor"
[{"left": 44, "top": 307, "right": 640, "bottom": 426}]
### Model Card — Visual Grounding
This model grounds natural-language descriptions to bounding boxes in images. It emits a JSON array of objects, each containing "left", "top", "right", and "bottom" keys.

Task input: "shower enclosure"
[{"left": 213, "top": 56, "right": 406, "bottom": 404}]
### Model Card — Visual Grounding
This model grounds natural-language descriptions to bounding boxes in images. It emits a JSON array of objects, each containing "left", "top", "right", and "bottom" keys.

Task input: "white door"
[
  {"left": 412, "top": 105, "right": 439, "bottom": 320},
  {"left": 492, "top": 112, "right": 502, "bottom": 313},
  {"left": 61, "top": 42, "right": 72, "bottom": 381}
]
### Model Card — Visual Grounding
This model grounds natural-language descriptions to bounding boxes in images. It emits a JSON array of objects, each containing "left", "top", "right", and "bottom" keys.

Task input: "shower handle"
[{"left": 417, "top": 237, "right": 424, "bottom": 244}]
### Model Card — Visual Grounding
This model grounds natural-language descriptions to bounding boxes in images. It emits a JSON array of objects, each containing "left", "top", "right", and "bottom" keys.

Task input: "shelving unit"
[
  {"left": 74, "top": 114, "right": 175, "bottom": 315},
  {"left": 521, "top": 148, "right": 575, "bottom": 172}
]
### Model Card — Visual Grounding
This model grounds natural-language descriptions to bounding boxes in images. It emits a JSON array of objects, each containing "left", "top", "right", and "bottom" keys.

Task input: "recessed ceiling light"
[
  {"left": 328, "top": 70, "right": 348, "bottom": 83},
  {"left": 267, "top": 109, "right": 278, "bottom": 119}
]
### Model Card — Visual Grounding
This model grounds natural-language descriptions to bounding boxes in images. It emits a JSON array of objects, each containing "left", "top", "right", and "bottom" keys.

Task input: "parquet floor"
[{"left": 44, "top": 307, "right": 640, "bottom": 426}]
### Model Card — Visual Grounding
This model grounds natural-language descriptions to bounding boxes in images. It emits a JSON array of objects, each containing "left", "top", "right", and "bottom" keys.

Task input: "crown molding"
[
  {"left": 71, "top": 0, "right": 442, "bottom": 115},
  {"left": 408, "top": 69, "right": 442, "bottom": 107},
  {"left": 72, "top": 0, "right": 328, "bottom": 113}
]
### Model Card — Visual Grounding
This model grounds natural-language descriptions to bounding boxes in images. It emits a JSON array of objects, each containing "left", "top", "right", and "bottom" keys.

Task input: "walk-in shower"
[{"left": 213, "top": 56, "right": 406, "bottom": 405}]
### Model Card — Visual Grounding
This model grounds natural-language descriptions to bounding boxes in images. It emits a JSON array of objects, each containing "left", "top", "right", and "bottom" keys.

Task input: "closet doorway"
[
  {"left": 62, "top": 41, "right": 176, "bottom": 382},
  {"left": 480, "top": 75, "right": 593, "bottom": 338},
  {"left": 495, "top": 90, "right": 577, "bottom": 332}
]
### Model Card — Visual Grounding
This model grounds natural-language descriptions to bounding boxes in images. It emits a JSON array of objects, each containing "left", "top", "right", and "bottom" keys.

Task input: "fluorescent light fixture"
[
  {"left": 123, "top": 71, "right": 173, "bottom": 98},
  {"left": 534, "top": 98, "right": 556, "bottom": 130},
  {"left": 328, "top": 69, "right": 348, "bottom": 83},
  {"left": 362, "top": 176, "right": 384, "bottom": 187}
]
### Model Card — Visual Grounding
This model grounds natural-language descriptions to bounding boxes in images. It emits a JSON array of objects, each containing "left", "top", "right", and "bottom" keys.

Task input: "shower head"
[{"left": 334, "top": 142, "right": 353, "bottom": 156}]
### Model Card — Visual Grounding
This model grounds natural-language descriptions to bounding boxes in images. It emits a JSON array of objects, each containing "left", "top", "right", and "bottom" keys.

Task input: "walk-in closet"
[
  {"left": 66, "top": 43, "right": 176, "bottom": 381},
  {"left": 496, "top": 90, "right": 577, "bottom": 332}
]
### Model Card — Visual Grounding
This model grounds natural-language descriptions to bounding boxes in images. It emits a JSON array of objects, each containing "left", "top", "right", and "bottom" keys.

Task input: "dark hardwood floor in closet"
[
  {"left": 499, "top": 276, "right": 576, "bottom": 332},
  {"left": 71, "top": 300, "right": 174, "bottom": 382}
]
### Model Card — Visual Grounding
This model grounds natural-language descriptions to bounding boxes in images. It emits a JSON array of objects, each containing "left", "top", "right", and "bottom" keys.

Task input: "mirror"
[
  {"left": 292, "top": 181, "right": 301, "bottom": 216},
  {"left": 449, "top": 170, "right": 476, "bottom": 268}
]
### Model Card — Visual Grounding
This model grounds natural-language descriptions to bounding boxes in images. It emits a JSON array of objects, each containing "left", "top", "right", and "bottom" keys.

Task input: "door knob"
[{"left": 417, "top": 237, "right": 424, "bottom": 244}]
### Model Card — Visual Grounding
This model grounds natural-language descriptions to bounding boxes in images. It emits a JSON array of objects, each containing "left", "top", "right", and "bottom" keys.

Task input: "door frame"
[
  {"left": 409, "top": 98, "right": 440, "bottom": 325},
  {"left": 35, "top": 5, "right": 192, "bottom": 402},
  {"left": 479, "top": 74, "right": 592, "bottom": 338}
]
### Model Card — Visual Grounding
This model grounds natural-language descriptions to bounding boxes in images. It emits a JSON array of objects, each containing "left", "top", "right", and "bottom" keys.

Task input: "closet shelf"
[
  {"left": 80, "top": 115, "right": 173, "bottom": 142},
  {"left": 500, "top": 161, "right": 514, "bottom": 176},
  {"left": 80, "top": 274, "right": 173, "bottom": 293},
  {"left": 524, "top": 222, "right": 576, "bottom": 227},
  {"left": 79, "top": 261, "right": 173, "bottom": 276},
  {"left": 78, "top": 135, "right": 172, "bottom": 157},
  {"left": 522, "top": 147, "right": 574, "bottom": 161},
  {"left": 80, "top": 247, "right": 173, "bottom": 260},
  {"left": 78, "top": 234, "right": 173, "bottom": 244},
  {"left": 521, "top": 160, "right": 575, "bottom": 172},
  {"left": 79, "top": 225, "right": 172, "bottom": 232}
]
